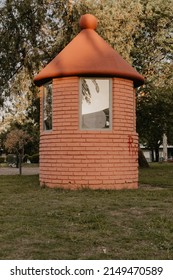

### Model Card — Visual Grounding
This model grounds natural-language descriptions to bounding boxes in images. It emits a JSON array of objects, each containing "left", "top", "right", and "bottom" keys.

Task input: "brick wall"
[{"left": 39, "top": 76, "right": 138, "bottom": 189}]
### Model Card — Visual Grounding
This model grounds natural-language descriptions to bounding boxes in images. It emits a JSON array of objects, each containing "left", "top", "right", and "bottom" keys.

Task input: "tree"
[
  {"left": 132, "top": 0, "right": 173, "bottom": 161},
  {"left": 1, "top": 0, "right": 173, "bottom": 165},
  {"left": 132, "top": 0, "right": 173, "bottom": 87},
  {"left": 137, "top": 86, "right": 173, "bottom": 161},
  {"left": 0, "top": 0, "right": 43, "bottom": 124},
  {"left": 0, "top": 0, "right": 71, "bottom": 119},
  {"left": 0, "top": 0, "right": 142, "bottom": 92},
  {"left": 1, "top": 117, "right": 39, "bottom": 158},
  {"left": 73, "top": 0, "right": 142, "bottom": 63},
  {"left": 4, "top": 128, "right": 32, "bottom": 174},
  {"left": 138, "top": 148, "right": 149, "bottom": 168}
]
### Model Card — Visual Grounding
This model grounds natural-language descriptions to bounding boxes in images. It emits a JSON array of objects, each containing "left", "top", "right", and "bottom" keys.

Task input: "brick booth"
[{"left": 34, "top": 14, "right": 144, "bottom": 189}]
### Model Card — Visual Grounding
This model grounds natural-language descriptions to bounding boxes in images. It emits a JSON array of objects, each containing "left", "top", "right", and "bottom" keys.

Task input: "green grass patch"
[
  {"left": 0, "top": 172, "right": 173, "bottom": 260},
  {"left": 139, "top": 163, "right": 173, "bottom": 187}
]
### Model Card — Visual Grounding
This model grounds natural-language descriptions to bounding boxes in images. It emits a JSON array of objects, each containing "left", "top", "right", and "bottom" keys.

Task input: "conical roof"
[{"left": 34, "top": 14, "right": 144, "bottom": 87}]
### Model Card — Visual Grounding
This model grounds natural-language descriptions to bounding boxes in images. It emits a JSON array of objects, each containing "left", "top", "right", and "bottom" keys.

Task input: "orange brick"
[{"left": 39, "top": 77, "right": 138, "bottom": 190}]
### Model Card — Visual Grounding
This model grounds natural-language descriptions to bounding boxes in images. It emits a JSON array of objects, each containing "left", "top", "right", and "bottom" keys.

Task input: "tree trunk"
[
  {"left": 151, "top": 149, "right": 155, "bottom": 162},
  {"left": 155, "top": 146, "right": 160, "bottom": 162},
  {"left": 138, "top": 148, "right": 149, "bottom": 168},
  {"left": 18, "top": 148, "right": 24, "bottom": 175},
  {"left": 19, "top": 153, "right": 22, "bottom": 175}
]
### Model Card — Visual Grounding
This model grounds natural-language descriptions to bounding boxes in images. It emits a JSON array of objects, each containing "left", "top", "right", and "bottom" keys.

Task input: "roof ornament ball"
[{"left": 79, "top": 14, "right": 98, "bottom": 30}]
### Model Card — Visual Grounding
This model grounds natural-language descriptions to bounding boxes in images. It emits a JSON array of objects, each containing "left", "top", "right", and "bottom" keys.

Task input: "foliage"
[
  {"left": 28, "top": 153, "right": 39, "bottom": 163},
  {"left": 26, "top": 96, "right": 40, "bottom": 125},
  {"left": 134, "top": 0, "right": 173, "bottom": 161},
  {"left": 6, "top": 154, "right": 16, "bottom": 164},
  {"left": 4, "top": 128, "right": 32, "bottom": 174},
  {"left": 0, "top": 119, "right": 39, "bottom": 156},
  {"left": 137, "top": 86, "right": 173, "bottom": 161},
  {"left": 5, "top": 128, "right": 32, "bottom": 154},
  {"left": 0, "top": 0, "right": 41, "bottom": 114},
  {"left": 0, "top": 156, "right": 5, "bottom": 163},
  {"left": 73, "top": 0, "right": 142, "bottom": 63},
  {"left": 132, "top": 0, "right": 173, "bottom": 87},
  {"left": 0, "top": 0, "right": 69, "bottom": 122},
  {"left": 23, "top": 153, "right": 39, "bottom": 163},
  {"left": 20, "top": 122, "right": 39, "bottom": 155},
  {"left": 0, "top": 0, "right": 173, "bottom": 156},
  {"left": 0, "top": 0, "right": 147, "bottom": 111}
]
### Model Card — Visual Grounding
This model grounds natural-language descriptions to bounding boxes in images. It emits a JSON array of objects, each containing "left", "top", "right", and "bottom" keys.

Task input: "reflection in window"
[
  {"left": 43, "top": 82, "right": 52, "bottom": 130},
  {"left": 81, "top": 78, "right": 111, "bottom": 129}
]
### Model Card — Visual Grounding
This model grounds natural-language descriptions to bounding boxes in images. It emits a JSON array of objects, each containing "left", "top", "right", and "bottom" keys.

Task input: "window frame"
[
  {"left": 42, "top": 81, "right": 53, "bottom": 131},
  {"left": 79, "top": 77, "right": 112, "bottom": 131}
]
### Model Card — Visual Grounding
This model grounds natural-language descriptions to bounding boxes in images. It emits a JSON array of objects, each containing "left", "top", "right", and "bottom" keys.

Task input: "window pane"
[
  {"left": 43, "top": 83, "right": 52, "bottom": 130},
  {"left": 81, "top": 78, "right": 111, "bottom": 129}
]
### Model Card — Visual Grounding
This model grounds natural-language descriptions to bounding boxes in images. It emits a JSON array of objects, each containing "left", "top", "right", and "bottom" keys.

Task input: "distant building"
[{"left": 140, "top": 145, "right": 173, "bottom": 162}]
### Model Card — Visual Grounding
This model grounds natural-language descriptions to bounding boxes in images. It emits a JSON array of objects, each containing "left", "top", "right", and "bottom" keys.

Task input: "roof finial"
[{"left": 79, "top": 14, "right": 98, "bottom": 30}]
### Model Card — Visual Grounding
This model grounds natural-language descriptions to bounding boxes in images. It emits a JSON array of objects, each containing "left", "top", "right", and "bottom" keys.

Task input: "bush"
[
  {"left": 0, "top": 156, "right": 5, "bottom": 163},
  {"left": 29, "top": 153, "right": 39, "bottom": 163},
  {"left": 6, "top": 154, "right": 17, "bottom": 164},
  {"left": 23, "top": 154, "right": 29, "bottom": 163}
]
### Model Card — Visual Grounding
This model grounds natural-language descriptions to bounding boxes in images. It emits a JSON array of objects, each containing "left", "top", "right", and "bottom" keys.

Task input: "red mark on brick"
[{"left": 128, "top": 135, "right": 138, "bottom": 156}]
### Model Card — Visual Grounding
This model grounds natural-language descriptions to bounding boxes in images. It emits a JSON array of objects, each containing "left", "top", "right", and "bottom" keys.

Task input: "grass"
[
  {"left": 139, "top": 162, "right": 173, "bottom": 187},
  {"left": 0, "top": 163, "right": 173, "bottom": 260}
]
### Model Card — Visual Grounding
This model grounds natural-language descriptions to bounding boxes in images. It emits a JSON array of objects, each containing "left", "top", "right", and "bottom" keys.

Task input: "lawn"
[
  {"left": 139, "top": 162, "right": 173, "bottom": 187},
  {"left": 0, "top": 164, "right": 173, "bottom": 260}
]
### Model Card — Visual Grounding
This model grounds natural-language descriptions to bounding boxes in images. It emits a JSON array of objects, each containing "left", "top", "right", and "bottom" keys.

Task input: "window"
[
  {"left": 80, "top": 78, "right": 112, "bottom": 130},
  {"left": 43, "top": 82, "right": 52, "bottom": 130}
]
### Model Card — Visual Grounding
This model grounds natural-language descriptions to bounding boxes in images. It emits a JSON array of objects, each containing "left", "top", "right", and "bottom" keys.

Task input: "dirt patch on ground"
[{"left": 139, "top": 184, "right": 169, "bottom": 190}]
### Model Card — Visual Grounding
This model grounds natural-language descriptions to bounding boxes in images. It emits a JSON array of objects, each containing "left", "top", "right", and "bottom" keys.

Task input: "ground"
[
  {"left": 0, "top": 166, "right": 39, "bottom": 175},
  {"left": 0, "top": 163, "right": 173, "bottom": 259}
]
